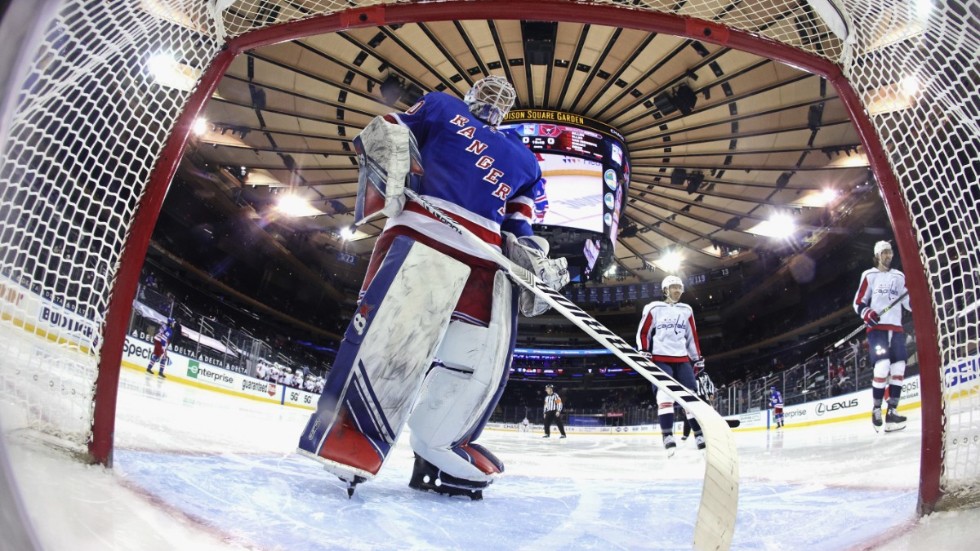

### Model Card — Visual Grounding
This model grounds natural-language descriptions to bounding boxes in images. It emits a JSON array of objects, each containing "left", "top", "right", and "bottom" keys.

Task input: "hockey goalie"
[{"left": 297, "top": 75, "right": 569, "bottom": 500}]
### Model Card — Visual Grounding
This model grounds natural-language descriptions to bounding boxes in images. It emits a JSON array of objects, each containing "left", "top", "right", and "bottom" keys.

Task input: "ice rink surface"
[{"left": 3, "top": 365, "right": 980, "bottom": 550}]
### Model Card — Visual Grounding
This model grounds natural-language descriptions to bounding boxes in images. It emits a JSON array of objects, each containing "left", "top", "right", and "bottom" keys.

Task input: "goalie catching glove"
[
  {"left": 352, "top": 116, "right": 423, "bottom": 226},
  {"left": 503, "top": 233, "right": 569, "bottom": 316}
]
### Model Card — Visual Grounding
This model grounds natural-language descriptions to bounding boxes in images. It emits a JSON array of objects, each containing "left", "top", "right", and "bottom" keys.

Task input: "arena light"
[
  {"left": 748, "top": 212, "right": 796, "bottom": 238},
  {"left": 792, "top": 188, "right": 839, "bottom": 208},
  {"left": 901, "top": 74, "right": 921, "bottom": 96},
  {"left": 192, "top": 117, "right": 209, "bottom": 136},
  {"left": 339, "top": 226, "right": 354, "bottom": 240},
  {"left": 276, "top": 193, "right": 322, "bottom": 217},
  {"left": 147, "top": 52, "right": 201, "bottom": 91},
  {"left": 915, "top": 0, "right": 934, "bottom": 22},
  {"left": 655, "top": 250, "right": 683, "bottom": 273}
]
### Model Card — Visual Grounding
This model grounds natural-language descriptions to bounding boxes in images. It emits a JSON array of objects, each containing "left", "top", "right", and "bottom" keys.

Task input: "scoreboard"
[
  {"left": 510, "top": 123, "right": 606, "bottom": 161},
  {"left": 500, "top": 109, "right": 630, "bottom": 282}
]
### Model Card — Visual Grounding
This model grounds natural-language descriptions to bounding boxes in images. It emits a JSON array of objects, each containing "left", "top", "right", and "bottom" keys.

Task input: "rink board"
[{"left": 120, "top": 336, "right": 319, "bottom": 410}]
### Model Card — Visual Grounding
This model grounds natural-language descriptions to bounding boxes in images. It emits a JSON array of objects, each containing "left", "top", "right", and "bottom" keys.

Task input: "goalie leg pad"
[
  {"left": 408, "top": 271, "right": 517, "bottom": 483},
  {"left": 297, "top": 236, "right": 470, "bottom": 480}
]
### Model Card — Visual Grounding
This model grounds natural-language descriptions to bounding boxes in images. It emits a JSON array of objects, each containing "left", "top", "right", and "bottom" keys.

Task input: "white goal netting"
[{"left": 0, "top": 0, "right": 977, "bottom": 512}]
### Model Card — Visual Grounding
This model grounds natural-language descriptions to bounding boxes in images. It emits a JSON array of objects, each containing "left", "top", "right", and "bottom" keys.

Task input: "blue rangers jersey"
[
  {"left": 532, "top": 177, "right": 549, "bottom": 223},
  {"left": 154, "top": 325, "right": 174, "bottom": 348},
  {"left": 853, "top": 268, "right": 910, "bottom": 332},
  {"left": 635, "top": 301, "right": 701, "bottom": 363},
  {"left": 385, "top": 92, "right": 540, "bottom": 262},
  {"left": 770, "top": 389, "right": 783, "bottom": 409}
]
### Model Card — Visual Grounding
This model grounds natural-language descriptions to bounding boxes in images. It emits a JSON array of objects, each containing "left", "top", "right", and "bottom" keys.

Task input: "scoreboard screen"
[{"left": 500, "top": 110, "right": 630, "bottom": 281}]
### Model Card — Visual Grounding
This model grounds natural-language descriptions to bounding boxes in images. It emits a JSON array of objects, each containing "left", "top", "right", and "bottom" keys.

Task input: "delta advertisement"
[{"left": 121, "top": 335, "right": 317, "bottom": 410}]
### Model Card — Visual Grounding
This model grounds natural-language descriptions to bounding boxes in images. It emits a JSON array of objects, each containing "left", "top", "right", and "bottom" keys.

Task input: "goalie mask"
[{"left": 464, "top": 75, "right": 516, "bottom": 127}]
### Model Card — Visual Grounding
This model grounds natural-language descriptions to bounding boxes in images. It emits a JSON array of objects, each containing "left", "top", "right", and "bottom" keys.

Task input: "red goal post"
[{"left": 0, "top": 0, "right": 975, "bottom": 518}]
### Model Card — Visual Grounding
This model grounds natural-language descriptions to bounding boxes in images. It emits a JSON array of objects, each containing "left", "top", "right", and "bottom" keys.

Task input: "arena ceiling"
[{"left": 171, "top": 15, "right": 881, "bottom": 294}]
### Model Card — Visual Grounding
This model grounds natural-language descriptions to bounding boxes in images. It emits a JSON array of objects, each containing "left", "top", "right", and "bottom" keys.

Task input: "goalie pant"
[{"left": 297, "top": 233, "right": 518, "bottom": 487}]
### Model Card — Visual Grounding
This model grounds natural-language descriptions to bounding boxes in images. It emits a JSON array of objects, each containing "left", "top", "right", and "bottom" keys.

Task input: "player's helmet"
[
  {"left": 771, "top": 386, "right": 777, "bottom": 392},
  {"left": 545, "top": 384, "right": 554, "bottom": 390},
  {"left": 166, "top": 317, "right": 175, "bottom": 326},
  {"left": 874, "top": 240, "right": 892, "bottom": 256},
  {"left": 661, "top": 275, "right": 684, "bottom": 294},
  {"left": 464, "top": 75, "right": 516, "bottom": 127}
]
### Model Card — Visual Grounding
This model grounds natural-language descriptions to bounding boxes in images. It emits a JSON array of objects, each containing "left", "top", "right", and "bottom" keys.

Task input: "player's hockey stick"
[
  {"left": 833, "top": 291, "right": 909, "bottom": 348},
  {"left": 403, "top": 189, "right": 738, "bottom": 551}
]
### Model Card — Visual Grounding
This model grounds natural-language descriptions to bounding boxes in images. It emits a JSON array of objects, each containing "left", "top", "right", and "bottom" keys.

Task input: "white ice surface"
[{"left": 3, "top": 363, "right": 980, "bottom": 550}]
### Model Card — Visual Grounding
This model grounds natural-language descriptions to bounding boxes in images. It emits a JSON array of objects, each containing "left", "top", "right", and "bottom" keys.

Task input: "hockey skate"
[
  {"left": 408, "top": 454, "right": 487, "bottom": 501},
  {"left": 342, "top": 475, "right": 367, "bottom": 498},
  {"left": 695, "top": 434, "right": 706, "bottom": 451},
  {"left": 663, "top": 434, "right": 677, "bottom": 457},
  {"left": 884, "top": 409, "right": 907, "bottom": 433},
  {"left": 872, "top": 407, "right": 883, "bottom": 432}
]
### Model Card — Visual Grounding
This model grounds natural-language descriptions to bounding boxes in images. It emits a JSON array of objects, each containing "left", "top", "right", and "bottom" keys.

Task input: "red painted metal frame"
[{"left": 90, "top": 0, "right": 944, "bottom": 512}]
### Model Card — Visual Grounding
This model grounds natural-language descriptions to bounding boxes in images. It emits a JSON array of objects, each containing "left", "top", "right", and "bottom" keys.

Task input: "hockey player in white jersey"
[
  {"left": 854, "top": 240, "right": 911, "bottom": 432},
  {"left": 297, "top": 75, "right": 569, "bottom": 499},
  {"left": 636, "top": 275, "right": 705, "bottom": 455}
]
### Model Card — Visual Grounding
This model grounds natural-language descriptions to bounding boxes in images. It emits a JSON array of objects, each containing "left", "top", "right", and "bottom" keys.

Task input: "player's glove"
[
  {"left": 861, "top": 307, "right": 879, "bottom": 328},
  {"left": 693, "top": 358, "right": 705, "bottom": 373},
  {"left": 504, "top": 233, "right": 570, "bottom": 317}
]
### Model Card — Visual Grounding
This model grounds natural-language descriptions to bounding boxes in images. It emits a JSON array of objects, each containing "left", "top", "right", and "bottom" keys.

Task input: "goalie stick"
[
  {"left": 401, "top": 189, "right": 738, "bottom": 551},
  {"left": 833, "top": 291, "right": 909, "bottom": 349}
]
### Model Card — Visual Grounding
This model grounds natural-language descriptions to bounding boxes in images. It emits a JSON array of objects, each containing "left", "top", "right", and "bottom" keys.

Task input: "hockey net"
[{"left": 0, "top": 0, "right": 976, "bottom": 516}]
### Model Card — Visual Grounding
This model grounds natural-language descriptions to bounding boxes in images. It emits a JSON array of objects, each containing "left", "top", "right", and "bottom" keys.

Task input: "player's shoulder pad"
[{"left": 676, "top": 302, "right": 695, "bottom": 313}]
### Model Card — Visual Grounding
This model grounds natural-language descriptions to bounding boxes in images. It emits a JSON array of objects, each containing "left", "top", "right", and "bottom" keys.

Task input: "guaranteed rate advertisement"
[{"left": 500, "top": 110, "right": 630, "bottom": 274}]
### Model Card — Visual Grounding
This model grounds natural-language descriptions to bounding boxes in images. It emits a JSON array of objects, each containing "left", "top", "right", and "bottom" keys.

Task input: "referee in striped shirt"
[
  {"left": 682, "top": 365, "right": 717, "bottom": 440},
  {"left": 542, "top": 384, "right": 566, "bottom": 438}
]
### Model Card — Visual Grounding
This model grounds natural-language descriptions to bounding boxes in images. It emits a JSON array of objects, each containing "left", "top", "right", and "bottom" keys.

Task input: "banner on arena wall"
[
  {"left": 0, "top": 274, "right": 100, "bottom": 351},
  {"left": 943, "top": 355, "right": 980, "bottom": 393},
  {"left": 727, "top": 375, "right": 922, "bottom": 430},
  {"left": 121, "top": 335, "right": 318, "bottom": 409},
  {"left": 514, "top": 348, "right": 611, "bottom": 356},
  {"left": 486, "top": 422, "right": 661, "bottom": 434},
  {"left": 133, "top": 300, "right": 234, "bottom": 356}
]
